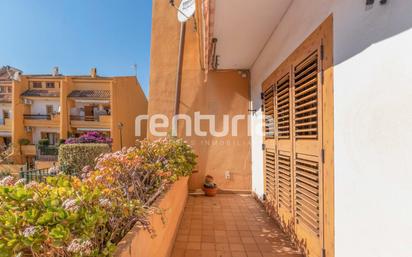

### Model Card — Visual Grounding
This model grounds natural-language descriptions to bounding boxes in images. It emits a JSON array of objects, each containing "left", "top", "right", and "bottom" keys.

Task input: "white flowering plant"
[
  {"left": 0, "top": 137, "right": 197, "bottom": 257},
  {"left": 0, "top": 175, "right": 146, "bottom": 257}
]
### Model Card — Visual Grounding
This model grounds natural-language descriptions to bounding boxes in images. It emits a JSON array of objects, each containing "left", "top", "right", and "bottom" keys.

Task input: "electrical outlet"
[{"left": 224, "top": 171, "right": 231, "bottom": 180}]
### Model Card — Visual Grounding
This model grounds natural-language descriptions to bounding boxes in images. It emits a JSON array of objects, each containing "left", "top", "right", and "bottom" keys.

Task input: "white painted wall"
[
  {"left": 32, "top": 127, "right": 59, "bottom": 144},
  {"left": 31, "top": 100, "right": 60, "bottom": 115},
  {"left": 250, "top": 0, "right": 412, "bottom": 256},
  {"left": 0, "top": 103, "right": 12, "bottom": 120}
]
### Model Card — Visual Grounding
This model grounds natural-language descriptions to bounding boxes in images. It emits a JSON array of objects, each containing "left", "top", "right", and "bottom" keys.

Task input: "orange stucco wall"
[
  {"left": 111, "top": 77, "right": 148, "bottom": 150},
  {"left": 148, "top": 0, "right": 251, "bottom": 191},
  {"left": 11, "top": 75, "right": 147, "bottom": 163},
  {"left": 115, "top": 176, "right": 188, "bottom": 257}
]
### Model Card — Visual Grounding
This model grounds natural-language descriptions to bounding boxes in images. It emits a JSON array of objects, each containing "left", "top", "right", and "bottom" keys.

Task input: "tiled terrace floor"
[{"left": 172, "top": 194, "right": 303, "bottom": 257}]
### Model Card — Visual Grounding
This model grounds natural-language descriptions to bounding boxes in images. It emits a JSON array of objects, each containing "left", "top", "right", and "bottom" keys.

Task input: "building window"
[
  {"left": 33, "top": 82, "right": 42, "bottom": 88},
  {"left": 0, "top": 86, "right": 5, "bottom": 93},
  {"left": 7, "top": 86, "right": 12, "bottom": 93},
  {"left": 46, "top": 105, "right": 54, "bottom": 115},
  {"left": 3, "top": 110, "right": 9, "bottom": 119},
  {"left": 46, "top": 82, "right": 55, "bottom": 88}
]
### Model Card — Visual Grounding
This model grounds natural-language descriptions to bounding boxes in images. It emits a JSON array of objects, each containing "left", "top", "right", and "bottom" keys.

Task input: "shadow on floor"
[{"left": 172, "top": 194, "right": 303, "bottom": 257}]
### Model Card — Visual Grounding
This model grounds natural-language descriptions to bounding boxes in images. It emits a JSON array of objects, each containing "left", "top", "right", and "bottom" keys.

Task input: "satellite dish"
[
  {"left": 12, "top": 72, "right": 21, "bottom": 81},
  {"left": 177, "top": 0, "right": 196, "bottom": 22}
]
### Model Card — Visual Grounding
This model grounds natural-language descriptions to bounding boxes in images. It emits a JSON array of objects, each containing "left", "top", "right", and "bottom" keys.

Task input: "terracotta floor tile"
[
  {"left": 187, "top": 242, "right": 201, "bottom": 250},
  {"left": 240, "top": 237, "right": 255, "bottom": 244},
  {"left": 228, "top": 236, "right": 241, "bottom": 243},
  {"left": 216, "top": 243, "right": 230, "bottom": 251},
  {"left": 214, "top": 230, "right": 227, "bottom": 236},
  {"left": 246, "top": 252, "right": 263, "bottom": 257},
  {"left": 216, "top": 251, "right": 232, "bottom": 257},
  {"left": 173, "top": 195, "right": 303, "bottom": 257},
  {"left": 229, "top": 243, "right": 245, "bottom": 251},
  {"left": 172, "top": 248, "right": 186, "bottom": 257},
  {"left": 202, "top": 235, "right": 216, "bottom": 243},
  {"left": 201, "top": 250, "right": 217, "bottom": 257},
  {"left": 185, "top": 250, "right": 202, "bottom": 257},
  {"left": 177, "top": 235, "right": 189, "bottom": 242},
  {"left": 231, "top": 252, "right": 247, "bottom": 257},
  {"left": 201, "top": 242, "right": 216, "bottom": 250},
  {"left": 215, "top": 236, "right": 229, "bottom": 243},
  {"left": 242, "top": 243, "right": 259, "bottom": 252},
  {"left": 174, "top": 242, "right": 187, "bottom": 250}
]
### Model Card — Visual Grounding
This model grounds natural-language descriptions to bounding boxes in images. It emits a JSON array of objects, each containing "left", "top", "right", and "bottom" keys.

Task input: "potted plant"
[{"left": 202, "top": 175, "right": 218, "bottom": 197}]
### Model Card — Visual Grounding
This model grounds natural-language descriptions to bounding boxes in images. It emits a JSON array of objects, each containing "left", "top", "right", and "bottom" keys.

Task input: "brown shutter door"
[
  {"left": 277, "top": 151, "right": 292, "bottom": 210},
  {"left": 276, "top": 74, "right": 291, "bottom": 139},
  {"left": 264, "top": 86, "right": 275, "bottom": 139},
  {"left": 293, "top": 49, "right": 323, "bottom": 257},
  {"left": 265, "top": 148, "right": 276, "bottom": 201}
]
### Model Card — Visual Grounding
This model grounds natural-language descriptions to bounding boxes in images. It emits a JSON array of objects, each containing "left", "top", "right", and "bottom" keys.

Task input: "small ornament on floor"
[{"left": 202, "top": 174, "right": 218, "bottom": 196}]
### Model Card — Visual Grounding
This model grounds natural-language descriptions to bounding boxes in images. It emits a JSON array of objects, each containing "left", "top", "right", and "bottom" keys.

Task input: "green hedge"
[{"left": 58, "top": 143, "right": 111, "bottom": 174}]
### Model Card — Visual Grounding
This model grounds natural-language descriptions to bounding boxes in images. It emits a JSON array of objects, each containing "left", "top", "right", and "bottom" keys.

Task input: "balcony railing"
[
  {"left": 70, "top": 115, "right": 98, "bottom": 121},
  {"left": 24, "top": 114, "right": 51, "bottom": 120},
  {"left": 38, "top": 145, "right": 59, "bottom": 157}
]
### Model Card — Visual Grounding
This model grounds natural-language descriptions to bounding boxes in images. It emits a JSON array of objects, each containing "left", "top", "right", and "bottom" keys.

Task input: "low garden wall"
[{"left": 115, "top": 176, "right": 189, "bottom": 257}]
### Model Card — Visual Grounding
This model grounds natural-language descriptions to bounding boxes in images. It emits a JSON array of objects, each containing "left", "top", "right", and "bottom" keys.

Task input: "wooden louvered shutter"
[
  {"left": 277, "top": 151, "right": 292, "bottom": 210},
  {"left": 294, "top": 52, "right": 319, "bottom": 139},
  {"left": 292, "top": 48, "right": 324, "bottom": 257},
  {"left": 276, "top": 74, "right": 290, "bottom": 139},
  {"left": 264, "top": 149, "right": 276, "bottom": 201},
  {"left": 262, "top": 16, "right": 333, "bottom": 257},
  {"left": 264, "top": 86, "right": 275, "bottom": 139},
  {"left": 295, "top": 154, "right": 320, "bottom": 235}
]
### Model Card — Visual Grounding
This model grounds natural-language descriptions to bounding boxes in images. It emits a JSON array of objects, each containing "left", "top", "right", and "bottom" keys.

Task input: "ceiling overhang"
[{"left": 209, "top": 0, "right": 293, "bottom": 70}]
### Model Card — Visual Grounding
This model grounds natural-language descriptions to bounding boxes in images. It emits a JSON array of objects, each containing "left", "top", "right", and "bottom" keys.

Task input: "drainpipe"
[{"left": 173, "top": 22, "right": 186, "bottom": 135}]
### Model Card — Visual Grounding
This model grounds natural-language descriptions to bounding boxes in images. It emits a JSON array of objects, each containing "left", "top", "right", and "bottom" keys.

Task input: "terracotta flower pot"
[{"left": 202, "top": 186, "right": 218, "bottom": 197}]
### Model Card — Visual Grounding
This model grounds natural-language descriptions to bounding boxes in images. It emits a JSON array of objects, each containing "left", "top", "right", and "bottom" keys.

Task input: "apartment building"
[
  {"left": 148, "top": 0, "right": 412, "bottom": 257},
  {"left": 0, "top": 66, "right": 21, "bottom": 147},
  {"left": 11, "top": 68, "right": 147, "bottom": 164}
]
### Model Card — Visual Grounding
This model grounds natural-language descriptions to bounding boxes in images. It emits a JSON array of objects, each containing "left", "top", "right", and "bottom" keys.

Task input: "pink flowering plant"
[
  {"left": 0, "top": 137, "right": 196, "bottom": 257},
  {"left": 0, "top": 175, "right": 146, "bottom": 257},
  {"left": 83, "top": 137, "right": 196, "bottom": 206},
  {"left": 65, "top": 131, "right": 112, "bottom": 145}
]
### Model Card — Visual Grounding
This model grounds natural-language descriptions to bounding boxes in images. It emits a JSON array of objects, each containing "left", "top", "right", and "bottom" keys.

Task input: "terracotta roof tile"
[
  {"left": 0, "top": 94, "right": 11, "bottom": 103},
  {"left": 68, "top": 90, "right": 110, "bottom": 99},
  {"left": 21, "top": 90, "right": 60, "bottom": 97}
]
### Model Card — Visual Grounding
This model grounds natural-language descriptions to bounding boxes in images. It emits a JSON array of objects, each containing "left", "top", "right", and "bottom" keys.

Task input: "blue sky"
[{"left": 0, "top": 0, "right": 152, "bottom": 96}]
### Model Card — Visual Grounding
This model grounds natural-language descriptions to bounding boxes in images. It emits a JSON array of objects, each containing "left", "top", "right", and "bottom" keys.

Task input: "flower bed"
[
  {"left": 0, "top": 137, "right": 196, "bottom": 257},
  {"left": 115, "top": 176, "right": 189, "bottom": 257}
]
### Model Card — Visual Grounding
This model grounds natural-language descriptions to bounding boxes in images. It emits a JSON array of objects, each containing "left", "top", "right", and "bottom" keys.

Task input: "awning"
[
  {"left": 68, "top": 90, "right": 110, "bottom": 99},
  {"left": 76, "top": 128, "right": 110, "bottom": 132},
  {"left": 21, "top": 90, "right": 60, "bottom": 97},
  {"left": 0, "top": 132, "right": 11, "bottom": 137}
]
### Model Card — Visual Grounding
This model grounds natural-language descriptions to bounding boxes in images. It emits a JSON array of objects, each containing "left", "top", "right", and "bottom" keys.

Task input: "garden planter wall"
[{"left": 115, "top": 176, "right": 189, "bottom": 257}]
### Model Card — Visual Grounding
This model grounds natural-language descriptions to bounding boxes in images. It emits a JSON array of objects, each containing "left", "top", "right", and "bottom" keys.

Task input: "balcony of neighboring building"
[
  {"left": 0, "top": 117, "right": 12, "bottom": 132},
  {"left": 21, "top": 86, "right": 61, "bottom": 128},
  {"left": 23, "top": 113, "right": 60, "bottom": 128},
  {"left": 0, "top": 84, "right": 12, "bottom": 104},
  {"left": 68, "top": 90, "right": 111, "bottom": 130}
]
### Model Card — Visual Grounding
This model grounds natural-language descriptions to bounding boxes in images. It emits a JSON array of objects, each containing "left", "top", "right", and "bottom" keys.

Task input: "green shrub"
[
  {"left": 87, "top": 137, "right": 197, "bottom": 206},
  {"left": 38, "top": 139, "right": 50, "bottom": 146},
  {"left": 18, "top": 138, "right": 30, "bottom": 145},
  {"left": 58, "top": 143, "right": 111, "bottom": 175},
  {"left": 0, "top": 137, "right": 197, "bottom": 256},
  {"left": 0, "top": 175, "right": 145, "bottom": 257}
]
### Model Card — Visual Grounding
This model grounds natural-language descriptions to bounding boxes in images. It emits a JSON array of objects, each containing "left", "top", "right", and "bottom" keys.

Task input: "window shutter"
[
  {"left": 294, "top": 52, "right": 319, "bottom": 139},
  {"left": 276, "top": 74, "right": 290, "bottom": 139},
  {"left": 265, "top": 148, "right": 276, "bottom": 199},
  {"left": 264, "top": 86, "right": 275, "bottom": 139},
  {"left": 295, "top": 153, "right": 320, "bottom": 235},
  {"left": 277, "top": 151, "right": 292, "bottom": 210}
]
